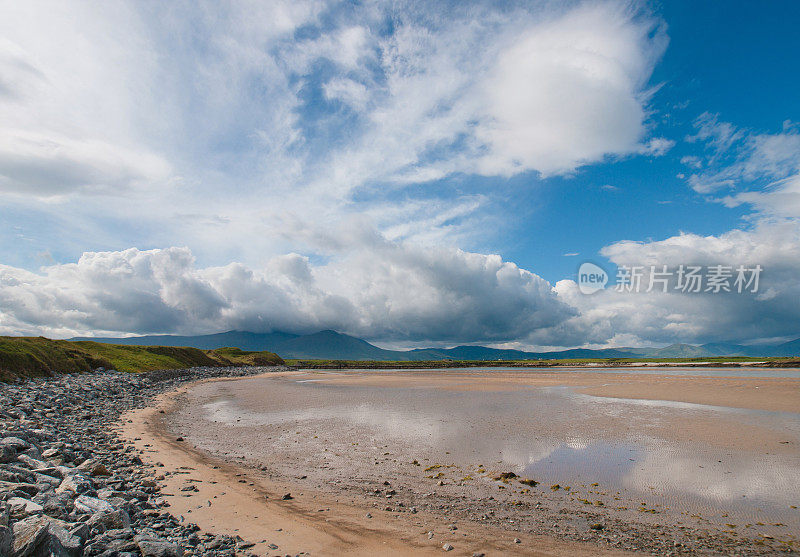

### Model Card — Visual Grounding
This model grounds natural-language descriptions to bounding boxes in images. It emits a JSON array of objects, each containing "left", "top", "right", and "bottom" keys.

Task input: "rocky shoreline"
[
  {"left": 2, "top": 367, "right": 797, "bottom": 557},
  {"left": 0, "top": 366, "right": 284, "bottom": 557}
]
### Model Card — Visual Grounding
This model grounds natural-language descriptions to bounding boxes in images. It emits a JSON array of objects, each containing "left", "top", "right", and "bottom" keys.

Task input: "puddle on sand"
[
  {"left": 521, "top": 437, "right": 800, "bottom": 519},
  {"left": 189, "top": 373, "right": 800, "bottom": 533}
]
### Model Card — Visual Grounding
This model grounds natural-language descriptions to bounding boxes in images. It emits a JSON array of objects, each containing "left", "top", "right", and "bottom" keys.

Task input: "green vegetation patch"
[
  {"left": 0, "top": 336, "right": 110, "bottom": 381},
  {"left": 206, "top": 347, "right": 285, "bottom": 367},
  {"left": 70, "top": 341, "right": 220, "bottom": 374},
  {"left": 0, "top": 336, "right": 284, "bottom": 380}
]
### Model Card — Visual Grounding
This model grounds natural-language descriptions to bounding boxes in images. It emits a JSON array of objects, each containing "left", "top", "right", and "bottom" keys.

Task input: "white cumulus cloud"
[{"left": 0, "top": 237, "right": 575, "bottom": 343}]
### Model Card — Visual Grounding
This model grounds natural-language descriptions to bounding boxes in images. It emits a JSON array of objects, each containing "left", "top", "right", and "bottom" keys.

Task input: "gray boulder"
[
  {"left": 134, "top": 535, "right": 184, "bottom": 557},
  {"left": 7, "top": 497, "right": 43, "bottom": 517},
  {"left": 56, "top": 474, "right": 93, "bottom": 496},
  {"left": 0, "top": 525, "right": 12, "bottom": 556},
  {"left": 0, "top": 481, "right": 40, "bottom": 497},
  {"left": 10, "top": 515, "right": 78, "bottom": 557},
  {"left": 86, "top": 509, "right": 131, "bottom": 533},
  {"left": 16, "top": 455, "right": 48, "bottom": 470},
  {"left": 38, "top": 492, "right": 74, "bottom": 520},
  {"left": 5, "top": 465, "right": 36, "bottom": 480},
  {"left": 67, "top": 523, "right": 89, "bottom": 543},
  {"left": 86, "top": 537, "right": 138, "bottom": 555},
  {"left": 75, "top": 459, "right": 97, "bottom": 474},
  {"left": 1, "top": 437, "right": 31, "bottom": 452},
  {"left": 45, "top": 520, "right": 82, "bottom": 557},
  {"left": 40, "top": 449, "right": 60, "bottom": 460},
  {"left": 21, "top": 448, "right": 43, "bottom": 461},
  {"left": 95, "top": 487, "right": 115, "bottom": 500},
  {"left": 31, "top": 473, "right": 61, "bottom": 488},
  {"left": 0, "top": 444, "right": 15, "bottom": 463},
  {"left": 74, "top": 495, "right": 115, "bottom": 515},
  {"left": 11, "top": 516, "right": 49, "bottom": 556},
  {"left": 30, "top": 467, "right": 63, "bottom": 480}
]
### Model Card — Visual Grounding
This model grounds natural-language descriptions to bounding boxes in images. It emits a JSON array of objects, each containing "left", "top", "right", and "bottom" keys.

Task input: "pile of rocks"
[{"left": 0, "top": 366, "right": 283, "bottom": 556}]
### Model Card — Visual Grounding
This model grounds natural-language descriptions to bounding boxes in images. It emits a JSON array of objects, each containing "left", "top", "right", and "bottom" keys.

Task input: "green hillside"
[{"left": 0, "top": 336, "right": 284, "bottom": 381}]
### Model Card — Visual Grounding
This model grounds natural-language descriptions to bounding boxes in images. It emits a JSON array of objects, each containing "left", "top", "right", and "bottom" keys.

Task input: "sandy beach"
[{"left": 120, "top": 369, "right": 800, "bottom": 555}]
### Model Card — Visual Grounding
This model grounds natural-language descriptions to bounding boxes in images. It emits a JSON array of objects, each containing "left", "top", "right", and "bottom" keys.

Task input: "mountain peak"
[
  {"left": 68, "top": 330, "right": 800, "bottom": 360},
  {"left": 312, "top": 329, "right": 345, "bottom": 336}
]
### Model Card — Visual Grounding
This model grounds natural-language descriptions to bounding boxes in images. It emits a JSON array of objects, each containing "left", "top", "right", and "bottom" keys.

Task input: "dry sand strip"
[{"left": 119, "top": 379, "right": 633, "bottom": 557}]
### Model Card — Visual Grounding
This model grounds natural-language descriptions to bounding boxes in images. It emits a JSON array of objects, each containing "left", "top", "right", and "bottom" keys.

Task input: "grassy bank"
[{"left": 0, "top": 336, "right": 284, "bottom": 381}]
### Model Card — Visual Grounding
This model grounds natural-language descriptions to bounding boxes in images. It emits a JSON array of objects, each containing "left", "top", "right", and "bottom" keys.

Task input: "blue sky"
[
  {"left": 1, "top": 1, "right": 799, "bottom": 348},
  {"left": 487, "top": 0, "right": 800, "bottom": 284}
]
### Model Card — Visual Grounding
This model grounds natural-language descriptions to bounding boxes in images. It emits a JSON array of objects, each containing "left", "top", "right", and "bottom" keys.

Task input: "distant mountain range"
[{"left": 70, "top": 330, "right": 800, "bottom": 361}]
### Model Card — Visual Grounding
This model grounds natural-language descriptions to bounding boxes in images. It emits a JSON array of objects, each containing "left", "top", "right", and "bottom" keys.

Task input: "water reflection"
[{"left": 199, "top": 376, "right": 800, "bottom": 524}]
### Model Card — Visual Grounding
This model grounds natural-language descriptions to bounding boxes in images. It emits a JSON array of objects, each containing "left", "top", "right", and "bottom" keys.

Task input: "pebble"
[{"left": 0, "top": 365, "right": 283, "bottom": 557}]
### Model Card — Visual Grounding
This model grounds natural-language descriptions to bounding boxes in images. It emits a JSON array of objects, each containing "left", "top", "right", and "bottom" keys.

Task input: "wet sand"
[
  {"left": 121, "top": 369, "right": 800, "bottom": 555},
  {"left": 301, "top": 369, "right": 800, "bottom": 412}
]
